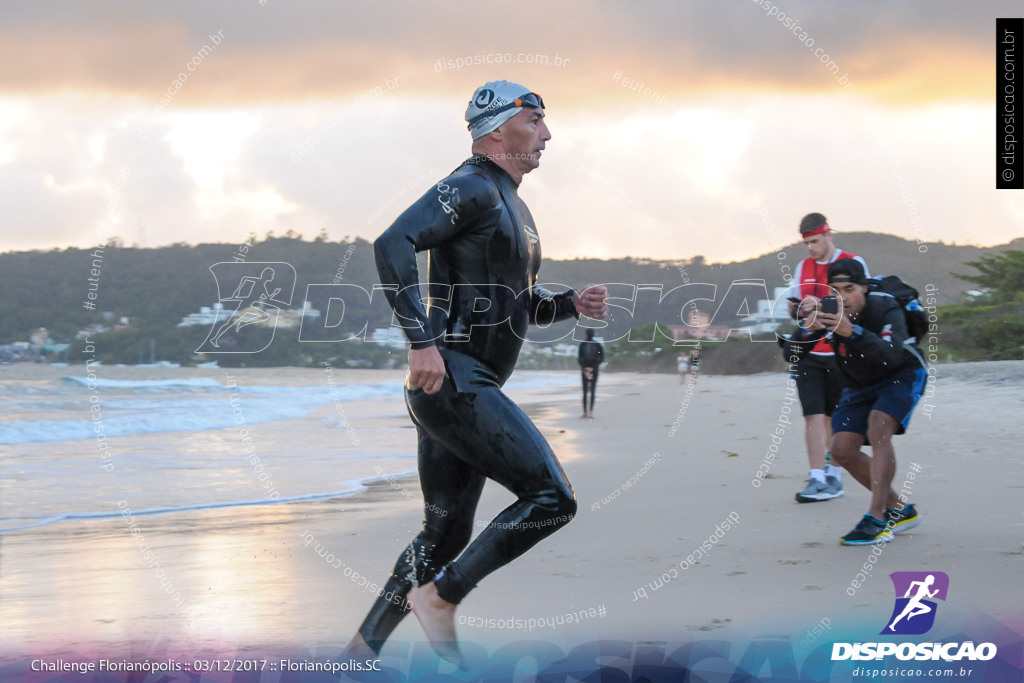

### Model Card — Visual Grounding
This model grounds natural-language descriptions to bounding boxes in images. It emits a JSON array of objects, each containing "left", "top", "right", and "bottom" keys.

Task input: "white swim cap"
[{"left": 465, "top": 80, "right": 544, "bottom": 139}]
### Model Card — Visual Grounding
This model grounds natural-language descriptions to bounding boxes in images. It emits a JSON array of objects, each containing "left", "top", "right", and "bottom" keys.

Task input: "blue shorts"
[{"left": 832, "top": 368, "right": 928, "bottom": 440}]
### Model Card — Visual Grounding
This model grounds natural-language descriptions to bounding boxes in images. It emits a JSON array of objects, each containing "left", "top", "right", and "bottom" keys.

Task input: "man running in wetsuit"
[{"left": 348, "top": 80, "right": 608, "bottom": 662}]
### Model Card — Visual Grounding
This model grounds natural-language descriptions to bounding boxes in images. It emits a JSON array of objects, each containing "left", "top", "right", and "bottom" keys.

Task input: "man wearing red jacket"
[{"left": 788, "top": 213, "right": 869, "bottom": 503}]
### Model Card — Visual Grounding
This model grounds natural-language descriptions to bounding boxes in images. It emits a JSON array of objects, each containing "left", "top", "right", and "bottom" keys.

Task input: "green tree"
[
  {"left": 954, "top": 250, "right": 1024, "bottom": 302},
  {"left": 938, "top": 250, "right": 1024, "bottom": 360}
]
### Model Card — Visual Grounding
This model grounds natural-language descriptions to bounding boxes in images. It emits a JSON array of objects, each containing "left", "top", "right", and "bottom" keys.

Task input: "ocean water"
[{"left": 0, "top": 365, "right": 579, "bottom": 534}]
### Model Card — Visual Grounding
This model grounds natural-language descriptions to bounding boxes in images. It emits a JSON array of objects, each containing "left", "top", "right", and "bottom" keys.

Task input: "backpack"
[{"left": 868, "top": 275, "right": 929, "bottom": 342}]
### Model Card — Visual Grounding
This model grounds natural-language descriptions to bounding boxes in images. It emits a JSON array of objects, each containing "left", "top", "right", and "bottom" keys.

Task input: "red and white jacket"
[{"left": 793, "top": 249, "right": 869, "bottom": 356}]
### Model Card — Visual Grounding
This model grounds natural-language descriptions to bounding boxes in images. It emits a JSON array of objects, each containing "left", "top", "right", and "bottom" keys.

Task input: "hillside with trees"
[{"left": 3, "top": 232, "right": 1021, "bottom": 368}]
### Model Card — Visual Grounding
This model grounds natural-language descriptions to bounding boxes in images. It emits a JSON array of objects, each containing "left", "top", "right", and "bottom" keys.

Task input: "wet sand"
[{"left": 2, "top": 364, "right": 1022, "bottom": 669}]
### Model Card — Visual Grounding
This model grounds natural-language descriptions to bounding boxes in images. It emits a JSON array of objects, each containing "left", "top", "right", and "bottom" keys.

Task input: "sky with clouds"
[{"left": 0, "top": 0, "right": 1020, "bottom": 262}]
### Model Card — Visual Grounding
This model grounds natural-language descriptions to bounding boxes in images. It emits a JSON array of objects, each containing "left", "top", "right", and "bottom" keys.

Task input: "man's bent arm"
[
  {"left": 530, "top": 285, "right": 579, "bottom": 326},
  {"left": 374, "top": 174, "right": 498, "bottom": 348},
  {"left": 838, "top": 299, "right": 913, "bottom": 368}
]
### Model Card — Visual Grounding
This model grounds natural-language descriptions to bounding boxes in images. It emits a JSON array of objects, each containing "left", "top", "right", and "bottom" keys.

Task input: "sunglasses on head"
[{"left": 468, "top": 92, "right": 544, "bottom": 124}]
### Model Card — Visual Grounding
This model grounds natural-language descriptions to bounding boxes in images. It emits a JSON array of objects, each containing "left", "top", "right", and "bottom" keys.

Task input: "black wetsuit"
[
  {"left": 358, "top": 155, "right": 579, "bottom": 653},
  {"left": 578, "top": 339, "right": 603, "bottom": 413}
]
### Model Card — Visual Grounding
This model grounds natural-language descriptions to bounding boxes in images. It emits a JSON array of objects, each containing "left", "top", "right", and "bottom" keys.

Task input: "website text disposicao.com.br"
[{"left": 435, "top": 51, "right": 570, "bottom": 72}]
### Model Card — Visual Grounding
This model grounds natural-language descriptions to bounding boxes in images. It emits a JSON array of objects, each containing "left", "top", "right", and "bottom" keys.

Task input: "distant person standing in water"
[
  {"left": 578, "top": 329, "right": 604, "bottom": 418},
  {"left": 676, "top": 353, "right": 690, "bottom": 384}
]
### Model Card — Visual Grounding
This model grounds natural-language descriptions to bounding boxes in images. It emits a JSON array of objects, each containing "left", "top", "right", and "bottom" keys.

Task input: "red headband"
[{"left": 803, "top": 223, "right": 830, "bottom": 237}]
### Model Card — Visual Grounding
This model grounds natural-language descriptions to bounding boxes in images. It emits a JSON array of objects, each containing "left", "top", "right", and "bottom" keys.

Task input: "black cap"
[{"left": 827, "top": 258, "right": 867, "bottom": 285}]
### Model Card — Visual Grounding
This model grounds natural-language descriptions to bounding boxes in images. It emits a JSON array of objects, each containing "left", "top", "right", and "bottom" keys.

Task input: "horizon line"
[{"left": 3, "top": 230, "right": 1019, "bottom": 265}]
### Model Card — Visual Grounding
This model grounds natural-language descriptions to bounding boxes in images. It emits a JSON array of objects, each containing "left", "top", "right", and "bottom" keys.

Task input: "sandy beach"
[{"left": 2, "top": 362, "right": 1022, "bottom": 679}]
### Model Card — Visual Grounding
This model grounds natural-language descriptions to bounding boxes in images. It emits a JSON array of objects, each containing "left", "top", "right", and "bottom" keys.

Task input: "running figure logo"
[
  {"left": 881, "top": 571, "right": 950, "bottom": 635},
  {"left": 196, "top": 262, "right": 296, "bottom": 353}
]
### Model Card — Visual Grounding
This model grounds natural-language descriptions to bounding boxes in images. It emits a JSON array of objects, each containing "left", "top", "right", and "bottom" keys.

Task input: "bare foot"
[
  {"left": 344, "top": 632, "right": 376, "bottom": 660},
  {"left": 580, "top": 412, "right": 589, "bottom": 418},
  {"left": 408, "top": 582, "right": 461, "bottom": 663}
]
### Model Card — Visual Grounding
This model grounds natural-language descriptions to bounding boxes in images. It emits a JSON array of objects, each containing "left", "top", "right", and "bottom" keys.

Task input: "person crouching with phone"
[{"left": 796, "top": 258, "right": 928, "bottom": 545}]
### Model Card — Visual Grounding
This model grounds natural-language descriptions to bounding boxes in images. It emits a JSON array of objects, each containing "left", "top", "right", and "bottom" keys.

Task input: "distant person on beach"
[
  {"left": 796, "top": 258, "right": 927, "bottom": 545},
  {"left": 578, "top": 329, "right": 603, "bottom": 418},
  {"left": 348, "top": 80, "right": 608, "bottom": 662},
  {"left": 689, "top": 346, "right": 701, "bottom": 384},
  {"left": 676, "top": 353, "right": 690, "bottom": 384},
  {"left": 788, "top": 213, "right": 869, "bottom": 504}
]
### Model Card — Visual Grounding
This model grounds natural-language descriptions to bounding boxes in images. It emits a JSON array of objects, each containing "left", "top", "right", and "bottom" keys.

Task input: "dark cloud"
[{"left": 0, "top": 0, "right": 1012, "bottom": 104}]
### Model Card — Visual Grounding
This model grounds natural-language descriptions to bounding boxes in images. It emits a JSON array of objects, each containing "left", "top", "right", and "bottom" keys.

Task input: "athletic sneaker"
[
  {"left": 885, "top": 504, "right": 920, "bottom": 534},
  {"left": 795, "top": 477, "right": 841, "bottom": 503},
  {"left": 822, "top": 475, "right": 844, "bottom": 499},
  {"left": 840, "top": 514, "right": 894, "bottom": 546}
]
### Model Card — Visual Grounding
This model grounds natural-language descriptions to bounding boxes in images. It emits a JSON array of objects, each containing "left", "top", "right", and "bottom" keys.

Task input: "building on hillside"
[
  {"left": 177, "top": 303, "right": 233, "bottom": 327},
  {"left": 177, "top": 301, "right": 321, "bottom": 329},
  {"left": 369, "top": 327, "right": 410, "bottom": 350},
  {"left": 739, "top": 286, "right": 792, "bottom": 335},
  {"left": 75, "top": 324, "right": 109, "bottom": 340},
  {"left": 666, "top": 309, "right": 734, "bottom": 341},
  {"left": 273, "top": 301, "right": 322, "bottom": 328}
]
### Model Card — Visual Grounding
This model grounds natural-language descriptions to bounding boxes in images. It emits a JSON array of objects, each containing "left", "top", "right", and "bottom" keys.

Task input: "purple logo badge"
[{"left": 881, "top": 571, "right": 949, "bottom": 635}]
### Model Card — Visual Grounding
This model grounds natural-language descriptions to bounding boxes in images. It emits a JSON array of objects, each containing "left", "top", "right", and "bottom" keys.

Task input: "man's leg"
[
  {"left": 794, "top": 356, "right": 838, "bottom": 502},
  {"left": 405, "top": 383, "right": 577, "bottom": 651},
  {"left": 829, "top": 430, "right": 901, "bottom": 509},
  {"left": 795, "top": 412, "right": 833, "bottom": 502},
  {"left": 822, "top": 358, "right": 844, "bottom": 484},
  {"left": 833, "top": 374, "right": 924, "bottom": 545},
  {"left": 866, "top": 409, "right": 901, "bottom": 522},
  {"left": 352, "top": 398, "right": 486, "bottom": 655},
  {"left": 588, "top": 367, "right": 598, "bottom": 415},
  {"left": 804, "top": 414, "right": 828, "bottom": 471},
  {"left": 823, "top": 418, "right": 834, "bottom": 467},
  {"left": 830, "top": 431, "right": 870, "bottom": 490},
  {"left": 832, "top": 429, "right": 900, "bottom": 545},
  {"left": 873, "top": 367, "right": 928, "bottom": 526},
  {"left": 581, "top": 369, "right": 589, "bottom": 417}
]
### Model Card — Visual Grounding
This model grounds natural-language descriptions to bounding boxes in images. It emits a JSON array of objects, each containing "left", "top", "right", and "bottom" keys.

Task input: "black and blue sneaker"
[
  {"left": 840, "top": 514, "right": 894, "bottom": 546},
  {"left": 885, "top": 504, "right": 921, "bottom": 534}
]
